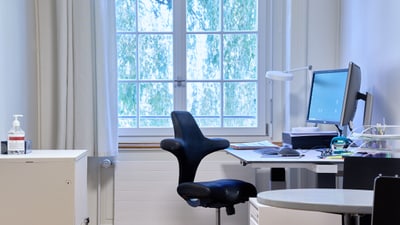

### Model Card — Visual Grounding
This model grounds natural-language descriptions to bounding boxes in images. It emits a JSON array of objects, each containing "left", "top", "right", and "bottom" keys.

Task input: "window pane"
[
  {"left": 139, "top": 82, "right": 173, "bottom": 127},
  {"left": 138, "top": 0, "right": 173, "bottom": 32},
  {"left": 187, "top": 82, "right": 221, "bottom": 127},
  {"left": 118, "top": 82, "right": 137, "bottom": 128},
  {"left": 224, "top": 0, "right": 257, "bottom": 31},
  {"left": 187, "top": 0, "right": 221, "bottom": 32},
  {"left": 187, "top": 34, "right": 221, "bottom": 80},
  {"left": 223, "top": 34, "right": 257, "bottom": 80},
  {"left": 224, "top": 82, "right": 257, "bottom": 127},
  {"left": 139, "top": 35, "right": 173, "bottom": 80},
  {"left": 117, "top": 34, "right": 137, "bottom": 80},
  {"left": 115, "top": 0, "right": 136, "bottom": 32}
]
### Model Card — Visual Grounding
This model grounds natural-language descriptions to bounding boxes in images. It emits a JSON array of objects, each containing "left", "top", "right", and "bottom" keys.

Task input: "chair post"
[{"left": 216, "top": 208, "right": 221, "bottom": 225}]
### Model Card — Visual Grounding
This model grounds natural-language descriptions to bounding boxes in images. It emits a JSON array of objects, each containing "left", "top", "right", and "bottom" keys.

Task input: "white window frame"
[{"left": 118, "top": 0, "right": 270, "bottom": 143}]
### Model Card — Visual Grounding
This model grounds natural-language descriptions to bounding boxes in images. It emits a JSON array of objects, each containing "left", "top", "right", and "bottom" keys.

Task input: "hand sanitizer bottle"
[{"left": 7, "top": 114, "right": 25, "bottom": 154}]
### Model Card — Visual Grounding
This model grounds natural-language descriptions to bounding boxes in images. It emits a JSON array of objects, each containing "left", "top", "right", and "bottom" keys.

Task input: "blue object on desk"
[{"left": 331, "top": 136, "right": 352, "bottom": 150}]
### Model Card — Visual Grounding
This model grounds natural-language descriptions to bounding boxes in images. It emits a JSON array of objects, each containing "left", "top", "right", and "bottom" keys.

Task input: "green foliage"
[
  {"left": 117, "top": 34, "right": 137, "bottom": 79},
  {"left": 115, "top": 0, "right": 136, "bottom": 32},
  {"left": 224, "top": 0, "right": 257, "bottom": 31}
]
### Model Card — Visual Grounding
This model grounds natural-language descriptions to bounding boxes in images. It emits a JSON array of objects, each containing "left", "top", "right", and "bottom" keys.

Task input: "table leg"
[
  {"left": 271, "top": 168, "right": 286, "bottom": 189},
  {"left": 343, "top": 214, "right": 360, "bottom": 225},
  {"left": 255, "top": 168, "right": 286, "bottom": 191},
  {"left": 316, "top": 173, "right": 336, "bottom": 188}
]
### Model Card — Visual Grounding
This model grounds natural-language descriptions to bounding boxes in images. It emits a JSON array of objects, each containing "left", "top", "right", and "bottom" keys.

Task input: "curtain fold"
[{"left": 36, "top": 0, "right": 118, "bottom": 156}]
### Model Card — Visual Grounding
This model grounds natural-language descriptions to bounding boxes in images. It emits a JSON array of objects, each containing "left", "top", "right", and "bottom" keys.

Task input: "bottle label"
[
  {"left": 8, "top": 136, "right": 24, "bottom": 141},
  {"left": 8, "top": 136, "right": 25, "bottom": 152}
]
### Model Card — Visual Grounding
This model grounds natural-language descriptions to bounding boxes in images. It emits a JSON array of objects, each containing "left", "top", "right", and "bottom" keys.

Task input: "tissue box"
[{"left": 1, "top": 140, "right": 32, "bottom": 154}]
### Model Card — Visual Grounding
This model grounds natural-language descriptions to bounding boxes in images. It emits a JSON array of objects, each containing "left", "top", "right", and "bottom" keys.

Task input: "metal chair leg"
[{"left": 216, "top": 208, "right": 221, "bottom": 225}]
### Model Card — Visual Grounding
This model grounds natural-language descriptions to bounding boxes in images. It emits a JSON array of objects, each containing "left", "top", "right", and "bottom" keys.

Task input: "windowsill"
[
  {"left": 119, "top": 142, "right": 161, "bottom": 150},
  {"left": 118, "top": 135, "right": 279, "bottom": 150}
]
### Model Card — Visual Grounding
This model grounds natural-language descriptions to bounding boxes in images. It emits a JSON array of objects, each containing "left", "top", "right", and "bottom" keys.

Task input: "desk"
[
  {"left": 257, "top": 188, "right": 373, "bottom": 225},
  {"left": 225, "top": 149, "right": 343, "bottom": 189}
]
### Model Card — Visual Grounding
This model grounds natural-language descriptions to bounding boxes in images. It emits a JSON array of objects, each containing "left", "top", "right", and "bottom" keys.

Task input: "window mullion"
[{"left": 173, "top": 0, "right": 186, "bottom": 110}]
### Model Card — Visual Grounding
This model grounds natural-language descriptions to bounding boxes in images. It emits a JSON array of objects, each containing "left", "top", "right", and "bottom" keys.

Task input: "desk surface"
[
  {"left": 225, "top": 149, "right": 343, "bottom": 174},
  {"left": 257, "top": 188, "right": 373, "bottom": 215},
  {"left": 225, "top": 149, "right": 343, "bottom": 164}
]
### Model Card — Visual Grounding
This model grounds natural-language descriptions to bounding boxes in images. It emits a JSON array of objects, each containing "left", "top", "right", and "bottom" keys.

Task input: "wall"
[
  {"left": 114, "top": 150, "right": 256, "bottom": 225},
  {"left": 269, "top": 0, "right": 341, "bottom": 139},
  {"left": 340, "top": 0, "right": 400, "bottom": 127},
  {"left": 0, "top": 0, "right": 37, "bottom": 143}
]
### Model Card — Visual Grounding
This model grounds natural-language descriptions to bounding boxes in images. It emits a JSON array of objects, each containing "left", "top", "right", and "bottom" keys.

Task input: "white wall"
[
  {"left": 340, "top": 0, "right": 400, "bottom": 127},
  {"left": 269, "top": 0, "right": 341, "bottom": 140},
  {"left": 114, "top": 150, "right": 256, "bottom": 225},
  {"left": 291, "top": 0, "right": 342, "bottom": 129},
  {"left": 0, "top": 0, "right": 37, "bottom": 143}
]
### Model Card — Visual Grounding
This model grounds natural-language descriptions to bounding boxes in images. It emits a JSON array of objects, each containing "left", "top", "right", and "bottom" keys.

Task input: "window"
[{"left": 115, "top": 0, "right": 267, "bottom": 139}]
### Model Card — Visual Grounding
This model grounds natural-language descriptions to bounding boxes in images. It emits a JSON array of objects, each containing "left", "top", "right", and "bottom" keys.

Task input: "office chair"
[
  {"left": 160, "top": 111, "right": 257, "bottom": 225},
  {"left": 342, "top": 156, "right": 400, "bottom": 225},
  {"left": 371, "top": 176, "right": 400, "bottom": 225}
]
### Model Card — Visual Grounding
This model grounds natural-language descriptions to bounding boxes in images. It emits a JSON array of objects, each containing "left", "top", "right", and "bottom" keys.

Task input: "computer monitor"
[{"left": 306, "top": 62, "right": 373, "bottom": 130}]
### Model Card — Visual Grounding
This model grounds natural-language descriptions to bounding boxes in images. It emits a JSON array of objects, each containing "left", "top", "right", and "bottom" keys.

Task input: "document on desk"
[{"left": 230, "top": 140, "right": 278, "bottom": 150}]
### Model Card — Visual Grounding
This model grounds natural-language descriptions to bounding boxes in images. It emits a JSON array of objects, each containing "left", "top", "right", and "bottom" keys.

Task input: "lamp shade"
[{"left": 265, "top": 71, "right": 293, "bottom": 81}]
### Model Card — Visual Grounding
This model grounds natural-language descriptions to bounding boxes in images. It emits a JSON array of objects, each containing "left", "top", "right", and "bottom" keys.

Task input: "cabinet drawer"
[
  {"left": 249, "top": 198, "right": 259, "bottom": 224},
  {"left": 249, "top": 197, "right": 342, "bottom": 225},
  {"left": 250, "top": 217, "right": 259, "bottom": 225}
]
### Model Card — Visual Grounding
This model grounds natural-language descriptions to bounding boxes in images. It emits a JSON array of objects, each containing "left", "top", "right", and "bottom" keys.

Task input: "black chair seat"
[{"left": 178, "top": 179, "right": 257, "bottom": 215}]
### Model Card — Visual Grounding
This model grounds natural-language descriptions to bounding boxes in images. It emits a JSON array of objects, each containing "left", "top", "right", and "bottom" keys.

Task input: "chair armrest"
[
  {"left": 160, "top": 138, "right": 184, "bottom": 154},
  {"left": 206, "top": 138, "right": 230, "bottom": 150}
]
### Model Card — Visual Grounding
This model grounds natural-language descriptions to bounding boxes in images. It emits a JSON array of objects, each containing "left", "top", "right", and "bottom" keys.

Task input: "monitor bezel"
[{"left": 340, "top": 62, "right": 362, "bottom": 127}]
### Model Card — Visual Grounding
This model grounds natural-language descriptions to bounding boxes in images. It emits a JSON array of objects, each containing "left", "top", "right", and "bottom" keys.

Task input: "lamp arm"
[{"left": 284, "top": 65, "right": 313, "bottom": 73}]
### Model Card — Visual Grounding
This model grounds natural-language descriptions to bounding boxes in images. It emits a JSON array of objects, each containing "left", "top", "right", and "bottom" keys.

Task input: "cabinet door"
[{"left": 0, "top": 161, "right": 75, "bottom": 225}]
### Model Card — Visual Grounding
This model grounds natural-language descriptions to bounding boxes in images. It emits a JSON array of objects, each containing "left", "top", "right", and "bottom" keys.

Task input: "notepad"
[{"left": 230, "top": 140, "right": 278, "bottom": 150}]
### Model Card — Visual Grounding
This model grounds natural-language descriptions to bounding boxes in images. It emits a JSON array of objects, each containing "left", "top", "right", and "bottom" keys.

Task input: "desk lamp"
[{"left": 266, "top": 65, "right": 312, "bottom": 133}]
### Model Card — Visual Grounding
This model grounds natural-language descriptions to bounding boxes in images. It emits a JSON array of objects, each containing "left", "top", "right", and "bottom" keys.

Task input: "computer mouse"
[{"left": 279, "top": 146, "right": 300, "bottom": 157}]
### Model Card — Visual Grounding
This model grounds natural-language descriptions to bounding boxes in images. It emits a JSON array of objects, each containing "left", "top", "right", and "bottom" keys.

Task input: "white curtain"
[{"left": 35, "top": 0, "right": 118, "bottom": 156}]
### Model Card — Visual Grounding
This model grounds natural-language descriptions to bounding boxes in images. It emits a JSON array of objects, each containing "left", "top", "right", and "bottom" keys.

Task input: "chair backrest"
[
  {"left": 163, "top": 111, "right": 230, "bottom": 184},
  {"left": 372, "top": 176, "right": 400, "bottom": 225},
  {"left": 343, "top": 156, "right": 400, "bottom": 190}
]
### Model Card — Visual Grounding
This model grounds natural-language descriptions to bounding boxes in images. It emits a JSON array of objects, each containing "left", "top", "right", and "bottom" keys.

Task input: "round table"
[{"left": 257, "top": 188, "right": 374, "bottom": 225}]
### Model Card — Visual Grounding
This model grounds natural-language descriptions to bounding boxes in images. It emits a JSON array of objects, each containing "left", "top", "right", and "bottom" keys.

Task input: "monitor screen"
[
  {"left": 306, "top": 68, "right": 348, "bottom": 125},
  {"left": 307, "top": 62, "right": 371, "bottom": 129}
]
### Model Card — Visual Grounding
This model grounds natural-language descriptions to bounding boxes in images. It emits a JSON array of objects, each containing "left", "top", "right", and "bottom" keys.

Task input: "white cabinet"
[
  {"left": 0, "top": 150, "right": 88, "bottom": 225},
  {"left": 249, "top": 198, "right": 341, "bottom": 225}
]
